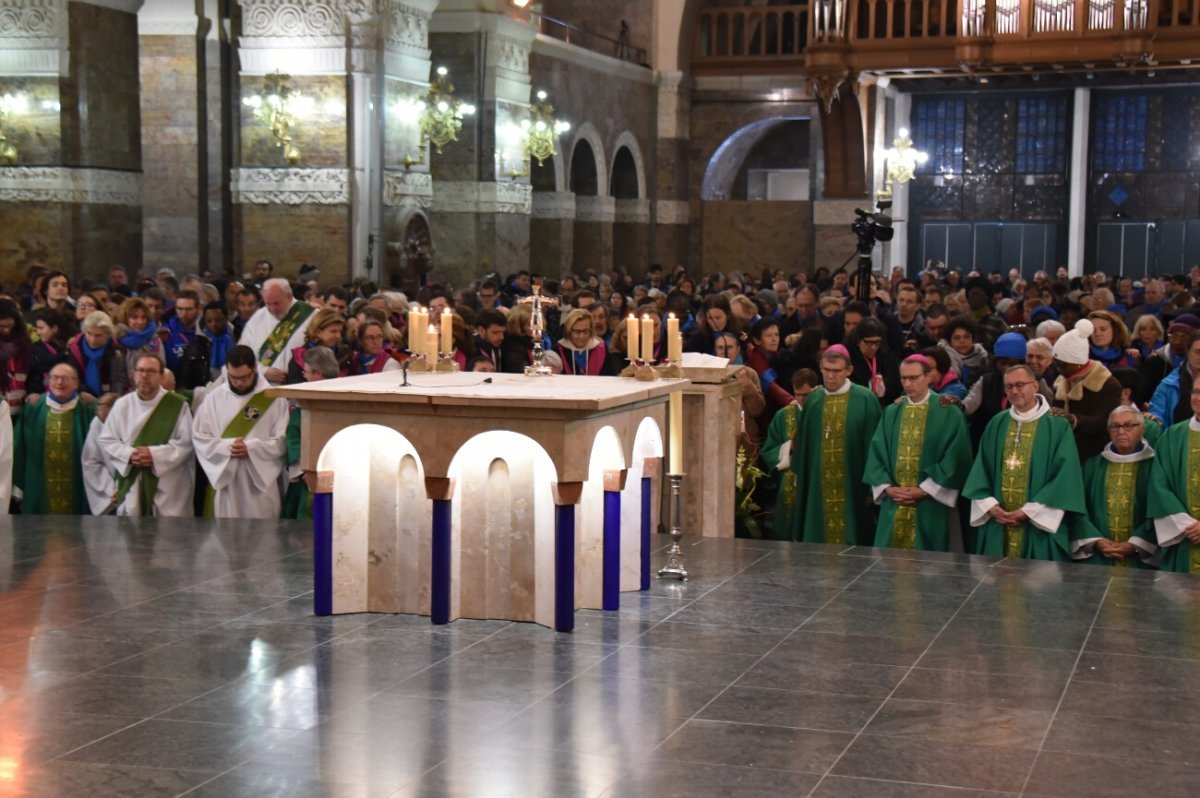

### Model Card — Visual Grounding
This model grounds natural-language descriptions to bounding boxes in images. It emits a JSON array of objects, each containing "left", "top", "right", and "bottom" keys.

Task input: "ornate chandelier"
[
  {"left": 242, "top": 71, "right": 307, "bottom": 166},
  {"left": 878, "top": 127, "right": 929, "bottom": 200}
]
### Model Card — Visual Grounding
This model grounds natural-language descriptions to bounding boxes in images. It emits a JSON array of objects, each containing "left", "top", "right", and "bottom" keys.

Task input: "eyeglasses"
[
  {"left": 1107, "top": 422, "right": 1140, "bottom": 431},
  {"left": 860, "top": 338, "right": 883, "bottom": 347},
  {"left": 1003, "top": 381, "right": 1036, "bottom": 391},
  {"left": 899, "top": 375, "right": 925, "bottom": 383},
  {"left": 48, "top": 374, "right": 77, "bottom": 382},
  {"left": 134, "top": 368, "right": 162, "bottom": 375}
]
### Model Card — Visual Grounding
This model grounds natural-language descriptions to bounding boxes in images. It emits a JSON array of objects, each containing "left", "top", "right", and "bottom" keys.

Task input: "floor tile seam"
[
  {"left": 805, "top": 559, "right": 1004, "bottom": 798},
  {"left": 1016, "top": 577, "right": 1113, "bottom": 798},
  {"left": 647, "top": 555, "right": 888, "bottom": 757},
  {"left": 41, "top": 716, "right": 153, "bottom": 765},
  {"left": 1071, "top": 646, "right": 1200, "bottom": 667},
  {"left": 819, "top": 773, "right": 1024, "bottom": 795},
  {"left": 668, "top": 716, "right": 857, "bottom": 735},
  {"left": 836, "top": 727, "right": 1048, "bottom": 753},
  {"left": 626, "top": 548, "right": 779, "bottom": 644}
]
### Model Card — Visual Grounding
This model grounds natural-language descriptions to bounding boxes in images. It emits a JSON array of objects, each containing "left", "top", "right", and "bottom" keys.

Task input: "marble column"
[
  {"left": 233, "top": 0, "right": 375, "bottom": 283},
  {"left": 653, "top": 71, "right": 690, "bottom": 272},
  {"left": 138, "top": 0, "right": 225, "bottom": 276},
  {"left": 0, "top": 0, "right": 144, "bottom": 285},
  {"left": 428, "top": 5, "right": 537, "bottom": 287}
]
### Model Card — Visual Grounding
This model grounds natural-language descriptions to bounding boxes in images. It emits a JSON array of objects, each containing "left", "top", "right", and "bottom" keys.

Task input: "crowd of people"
[{"left": 1, "top": 259, "right": 1199, "bottom": 571}]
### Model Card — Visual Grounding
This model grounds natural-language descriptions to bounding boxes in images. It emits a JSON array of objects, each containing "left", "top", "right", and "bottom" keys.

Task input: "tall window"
[
  {"left": 912, "top": 98, "right": 966, "bottom": 175},
  {"left": 1092, "top": 95, "right": 1147, "bottom": 172},
  {"left": 1016, "top": 97, "right": 1069, "bottom": 174}
]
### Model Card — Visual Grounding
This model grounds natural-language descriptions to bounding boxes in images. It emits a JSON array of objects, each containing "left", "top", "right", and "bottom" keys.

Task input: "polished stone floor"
[{"left": 2, "top": 517, "right": 1200, "bottom": 797}]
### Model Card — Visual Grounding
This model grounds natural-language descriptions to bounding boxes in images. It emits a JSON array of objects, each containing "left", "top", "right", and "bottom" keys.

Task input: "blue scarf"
[
  {"left": 79, "top": 337, "right": 107, "bottom": 396},
  {"left": 205, "top": 328, "right": 233, "bottom": 370},
  {"left": 119, "top": 322, "right": 158, "bottom": 351},
  {"left": 1089, "top": 344, "right": 1126, "bottom": 365},
  {"left": 1136, "top": 339, "right": 1163, "bottom": 360}
]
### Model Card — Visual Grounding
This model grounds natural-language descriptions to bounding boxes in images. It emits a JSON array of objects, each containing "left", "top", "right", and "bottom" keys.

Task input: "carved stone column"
[
  {"left": 653, "top": 71, "right": 690, "bottom": 273},
  {"left": 428, "top": 5, "right": 536, "bottom": 287},
  {"left": 0, "top": 0, "right": 144, "bottom": 284},
  {"left": 234, "top": 0, "right": 381, "bottom": 283},
  {"left": 138, "top": 0, "right": 223, "bottom": 275}
]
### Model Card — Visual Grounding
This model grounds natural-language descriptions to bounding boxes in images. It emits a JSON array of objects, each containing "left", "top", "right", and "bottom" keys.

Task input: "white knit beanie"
[{"left": 1052, "top": 318, "right": 1094, "bottom": 365}]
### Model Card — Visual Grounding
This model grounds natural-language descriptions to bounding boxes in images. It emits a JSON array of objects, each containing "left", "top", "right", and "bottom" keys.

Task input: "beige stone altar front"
[
  {"left": 666, "top": 371, "right": 742, "bottom": 538},
  {"left": 270, "top": 372, "right": 678, "bottom": 631}
]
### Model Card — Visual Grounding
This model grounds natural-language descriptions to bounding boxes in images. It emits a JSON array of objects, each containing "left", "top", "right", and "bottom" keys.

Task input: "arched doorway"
[
  {"left": 610, "top": 140, "right": 650, "bottom": 278},
  {"left": 700, "top": 117, "right": 814, "bottom": 274},
  {"left": 571, "top": 133, "right": 613, "bottom": 274},
  {"left": 384, "top": 211, "right": 432, "bottom": 294}
]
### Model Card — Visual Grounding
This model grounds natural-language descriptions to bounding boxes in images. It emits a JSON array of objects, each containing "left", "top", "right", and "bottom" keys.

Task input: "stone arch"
[
  {"left": 317, "top": 424, "right": 431, "bottom": 615},
  {"left": 610, "top": 131, "right": 646, "bottom": 199},
  {"left": 701, "top": 116, "right": 810, "bottom": 201},
  {"left": 446, "top": 431, "right": 560, "bottom": 627},
  {"left": 568, "top": 122, "right": 609, "bottom": 197}
]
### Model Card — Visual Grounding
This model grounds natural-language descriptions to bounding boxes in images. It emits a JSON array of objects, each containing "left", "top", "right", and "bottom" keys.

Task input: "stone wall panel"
[{"left": 236, "top": 203, "right": 351, "bottom": 281}]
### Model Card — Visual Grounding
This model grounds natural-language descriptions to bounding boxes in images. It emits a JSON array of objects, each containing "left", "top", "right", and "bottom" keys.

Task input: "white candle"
[
  {"left": 626, "top": 314, "right": 638, "bottom": 361},
  {"left": 426, "top": 324, "right": 439, "bottom": 358},
  {"left": 669, "top": 391, "right": 683, "bottom": 475},
  {"left": 440, "top": 308, "right": 453, "bottom": 355},
  {"left": 640, "top": 314, "right": 654, "bottom": 364},
  {"left": 667, "top": 313, "right": 681, "bottom": 362}
]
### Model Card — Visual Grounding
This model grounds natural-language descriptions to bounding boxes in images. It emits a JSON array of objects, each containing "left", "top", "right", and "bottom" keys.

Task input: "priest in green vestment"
[
  {"left": 788, "top": 345, "right": 882, "bottom": 544},
  {"left": 863, "top": 354, "right": 973, "bottom": 551},
  {"left": 1079, "top": 405, "right": 1157, "bottom": 567},
  {"left": 963, "top": 364, "right": 1089, "bottom": 561},
  {"left": 1146, "top": 383, "right": 1200, "bottom": 573},
  {"left": 281, "top": 346, "right": 340, "bottom": 520},
  {"left": 13, "top": 361, "right": 95, "bottom": 514},
  {"left": 760, "top": 369, "right": 818, "bottom": 540}
]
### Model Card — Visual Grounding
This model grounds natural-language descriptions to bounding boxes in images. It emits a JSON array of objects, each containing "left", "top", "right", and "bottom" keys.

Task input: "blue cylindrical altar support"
[
  {"left": 312, "top": 489, "right": 333, "bottom": 616},
  {"left": 641, "top": 475, "right": 652, "bottom": 591},
  {"left": 431, "top": 497, "right": 452, "bottom": 625},
  {"left": 603, "top": 489, "right": 621, "bottom": 611},
  {"left": 555, "top": 503, "right": 576, "bottom": 632}
]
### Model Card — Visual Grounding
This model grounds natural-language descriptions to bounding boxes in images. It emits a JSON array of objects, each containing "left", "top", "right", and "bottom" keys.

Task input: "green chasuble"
[
  {"left": 1080, "top": 447, "right": 1156, "bottom": 568},
  {"left": 862, "top": 392, "right": 973, "bottom": 551},
  {"left": 789, "top": 383, "right": 882, "bottom": 544},
  {"left": 1146, "top": 420, "right": 1200, "bottom": 574},
  {"left": 14, "top": 395, "right": 95, "bottom": 515},
  {"left": 962, "top": 406, "right": 1086, "bottom": 561},
  {"left": 760, "top": 404, "right": 801, "bottom": 540},
  {"left": 281, "top": 406, "right": 310, "bottom": 520}
]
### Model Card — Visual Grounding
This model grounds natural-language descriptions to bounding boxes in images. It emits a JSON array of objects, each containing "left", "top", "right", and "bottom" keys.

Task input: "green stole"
[
  {"left": 258, "top": 302, "right": 315, "bottom": 367},
  {"left": 113, "top": 392, "right": 186, "bottom": 515},
  {"left": 890, "top": 402, "right": 929, "bottom": 548},
  {"left": 760, "top": 405, "right": 800, "bottom": 540},
  {"left": 820, "top": 393, "right": 851, "bottom": 544},
  {"left": 999, "top": 417, "right": 1038, "bottom": 558},
  {"left": 863, "top": 393, "right": 973, "bottom": 552},
  {"left": 1146, "top": 423, "right": 1200, "bottom": 573},
  {"left": 202, "top": 390, "right": 277, "bottom": 516},
  {"left": 963, "top": 409, "right": 1086, "bottom": 561},
  {"left": 45, "top": 411, "right": 77, "bottom": 514}
]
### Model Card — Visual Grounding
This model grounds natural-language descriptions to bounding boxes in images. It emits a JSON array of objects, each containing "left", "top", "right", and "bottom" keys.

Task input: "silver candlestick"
[{"left": 657, "top": 473, "right": 688, "bottom": 580}]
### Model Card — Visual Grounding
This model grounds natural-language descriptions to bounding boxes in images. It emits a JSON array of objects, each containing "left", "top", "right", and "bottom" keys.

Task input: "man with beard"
[{"left": 192, "top": 345, "right": 289, "bottom": 518}]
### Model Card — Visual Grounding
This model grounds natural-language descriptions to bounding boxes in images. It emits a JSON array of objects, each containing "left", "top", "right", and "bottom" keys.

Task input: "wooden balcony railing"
[{"left": 693, "top": 0, "right": 1200, "bottom": 75}]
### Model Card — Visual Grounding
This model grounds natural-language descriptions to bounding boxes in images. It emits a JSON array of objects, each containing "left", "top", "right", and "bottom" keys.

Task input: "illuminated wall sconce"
[
  {"left": 525, "top": 90, "right": 570, "bottom": 166},
  {"left": 0, "top": 92, "right": 30, "bottom": 164},
  {"left": 399, "top": 66, "right": 476, "bottom": 169},
  {"left": 502, "top": 90, "right": 570, "bottom": 178},
  {"left": 242, "top": 71, "right": 313, "bottom": 165},
  {"left": 878, "top": 127, "right": 928, "bottom": 201}
]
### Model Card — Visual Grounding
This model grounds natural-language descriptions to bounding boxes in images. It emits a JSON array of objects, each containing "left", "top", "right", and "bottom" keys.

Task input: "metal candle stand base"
[
  {"left": 657, "top": 472, "right": 688, "bottom": 581},
  {"left": 620, "top": 359, "right": 682, "bottom": 381},
  {"left": 406, "top": 354, "right": 459, "bottom": 373}
]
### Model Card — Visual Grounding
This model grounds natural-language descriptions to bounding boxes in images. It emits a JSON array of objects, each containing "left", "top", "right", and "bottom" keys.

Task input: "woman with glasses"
[{"left": 847, "top": 317, "right": 901, "bottom": 406}]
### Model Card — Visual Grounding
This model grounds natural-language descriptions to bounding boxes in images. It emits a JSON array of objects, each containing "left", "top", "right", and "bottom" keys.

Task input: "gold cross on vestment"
[
  {"left": 897, "top": 445, "right": 921, "bottom": 478},
  {"left": 47, "top": 421, "right": 71, "bottom": 446},
  {"left": 1006, "top": 451, "right": 1023, "bottom": 472},
  {"left": 824, "top": 423, "right": 832, "bottom": 440}
]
